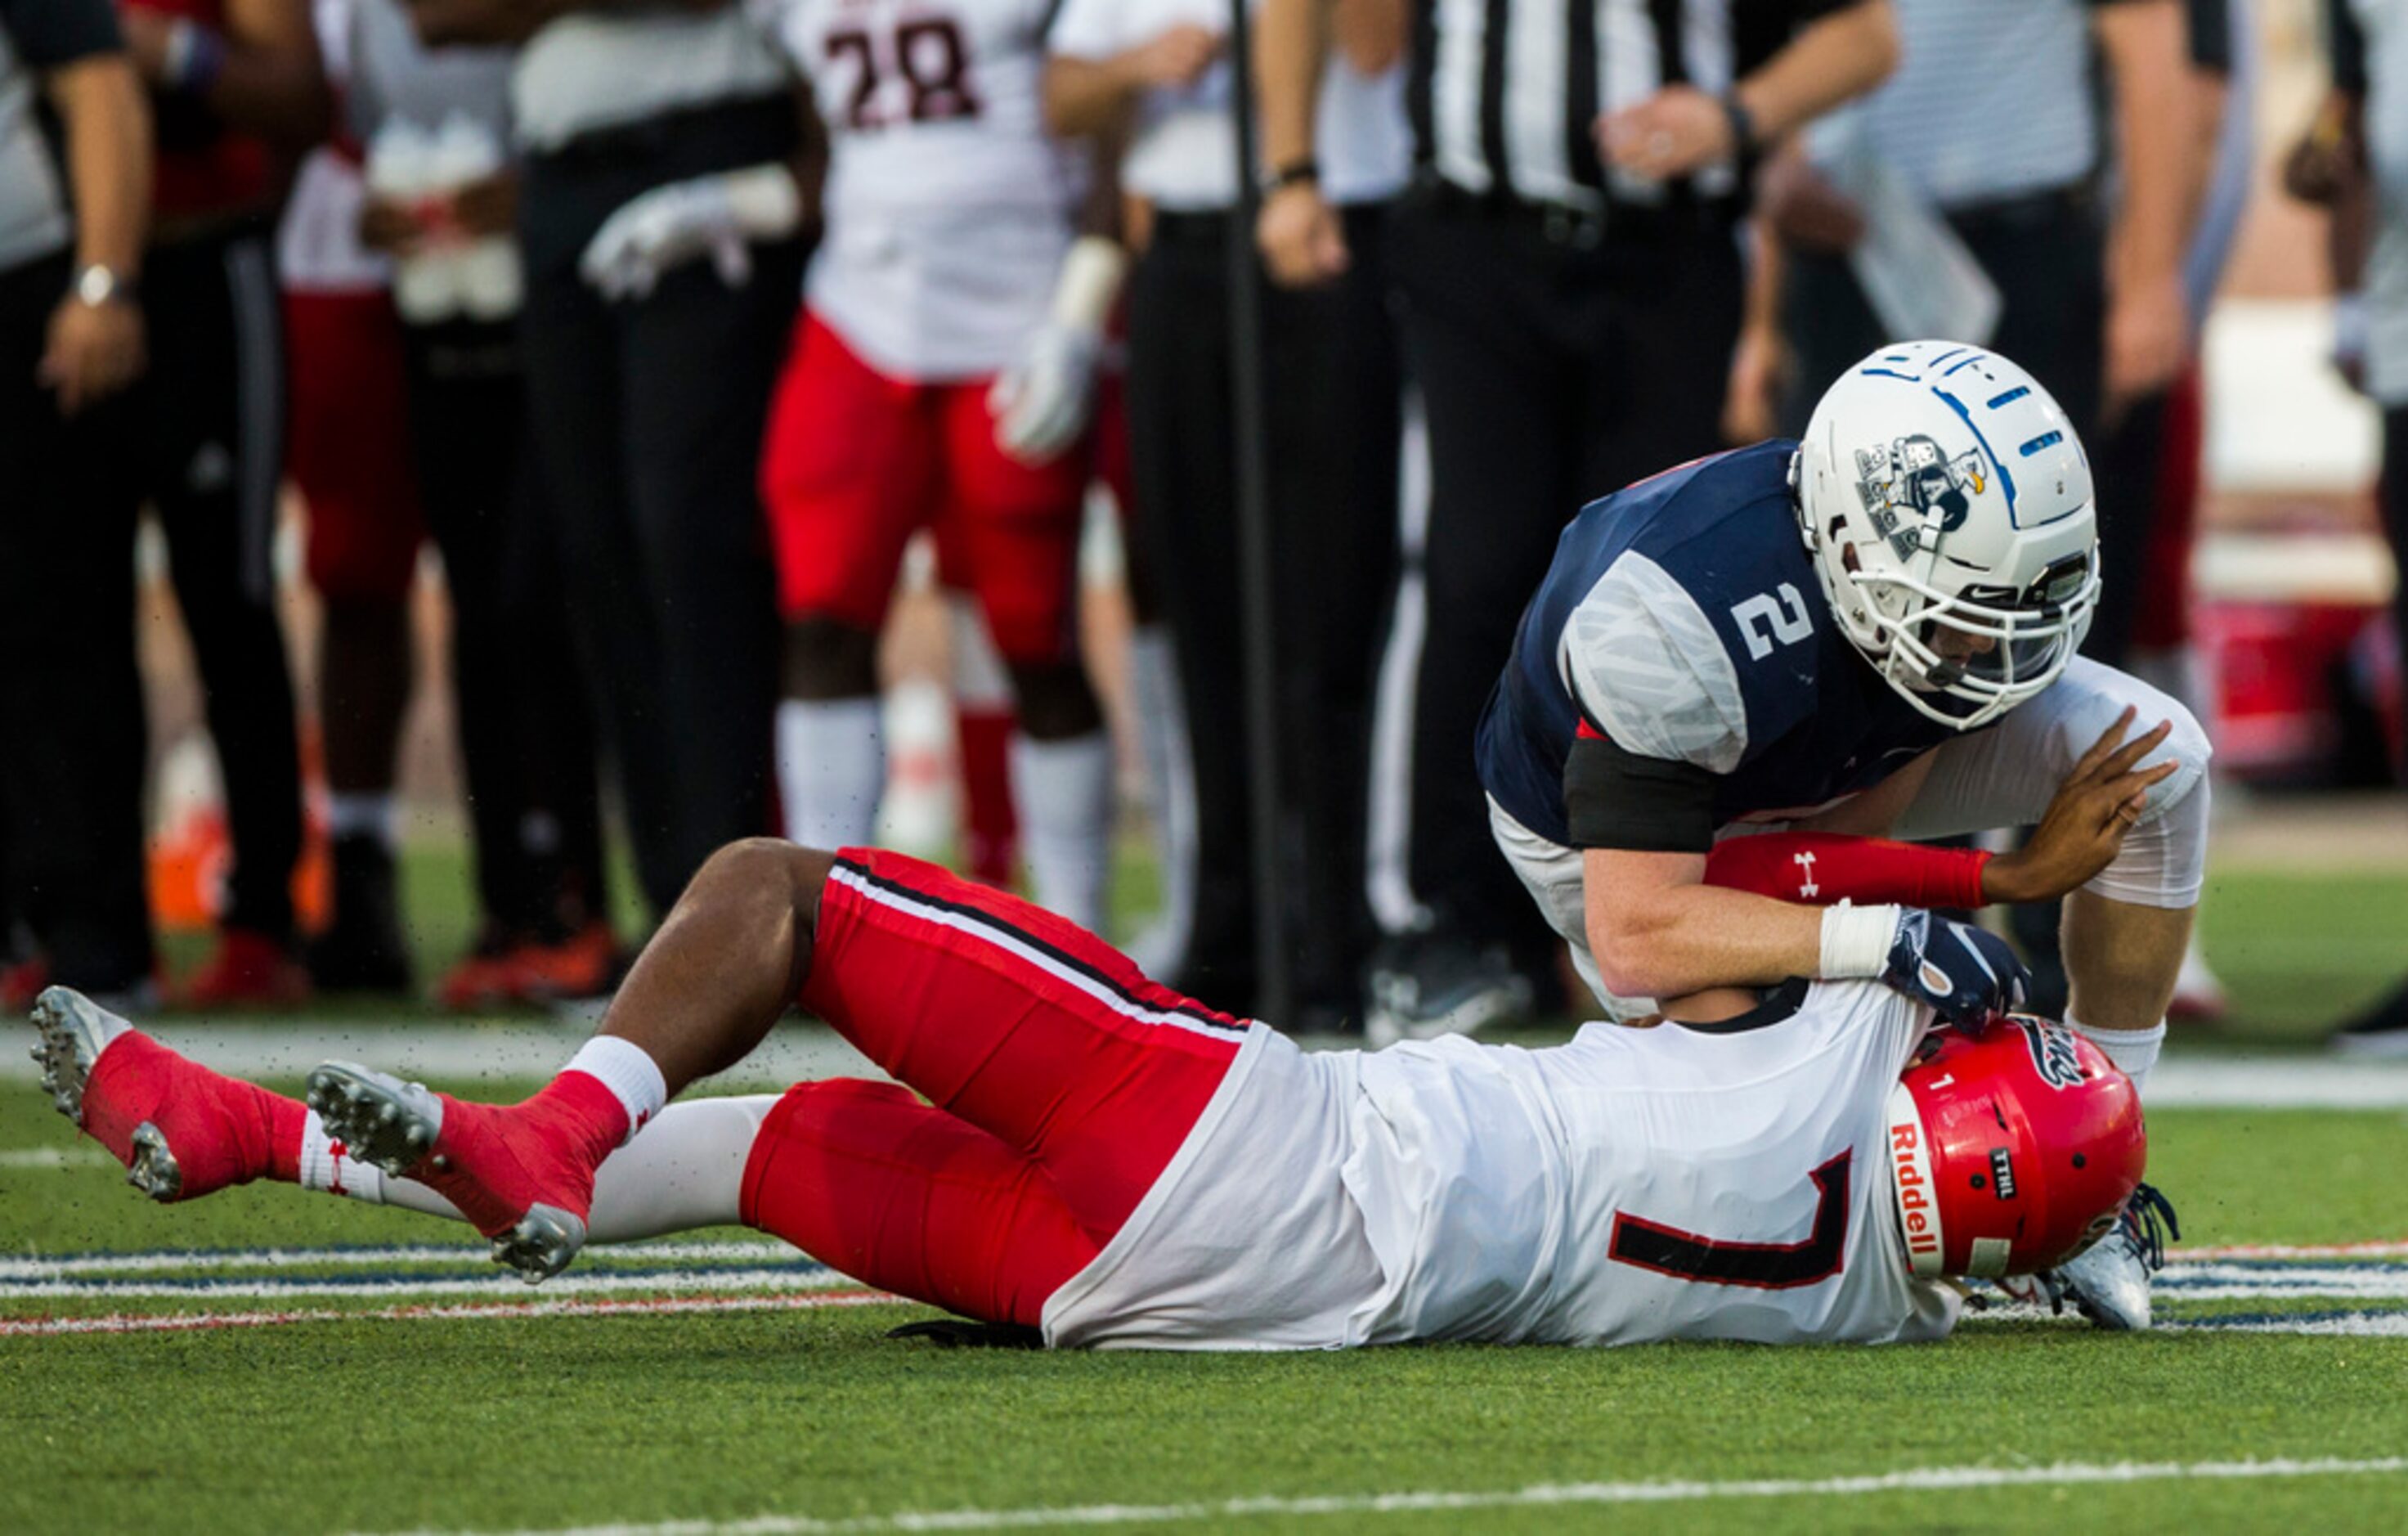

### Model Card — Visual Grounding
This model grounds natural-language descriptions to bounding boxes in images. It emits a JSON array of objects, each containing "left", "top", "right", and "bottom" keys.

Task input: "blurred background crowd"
[{"left": 0, "top": 0, "right": 2400, "bottom": 1048}]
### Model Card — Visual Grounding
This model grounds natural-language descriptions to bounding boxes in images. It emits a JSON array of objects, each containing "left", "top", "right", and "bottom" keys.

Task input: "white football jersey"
[
  {"left": 1045, "top": 981, "right": 1963, "bottom": 1350},
  {"left": 756, "top": 0, "right": 1083, "bottom": 380}
]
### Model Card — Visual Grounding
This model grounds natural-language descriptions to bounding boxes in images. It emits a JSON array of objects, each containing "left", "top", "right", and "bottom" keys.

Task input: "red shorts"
[
  {"left": 284, "top": 289, "right": 424, "bottom": 603},
  {"left": 738, "top": 848, "right": 1246, "bottom": 1327},
  {"left": 2133, "top": 364, "right": 2204, "bottom": 652},
  {"left": 759, "top": 313, "right": 1089, "bottom": 665}
]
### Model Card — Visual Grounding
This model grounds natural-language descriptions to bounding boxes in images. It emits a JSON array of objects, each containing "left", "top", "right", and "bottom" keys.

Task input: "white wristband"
[
  {"left": 1049, "top": 235, "right": 1128, "bottom": 332},
  {"left": 1818, "top": 903, "right": 1904, "bottom": 980},
  {"left": 719, "top": 164, "right": 804, "bottom": 240}
]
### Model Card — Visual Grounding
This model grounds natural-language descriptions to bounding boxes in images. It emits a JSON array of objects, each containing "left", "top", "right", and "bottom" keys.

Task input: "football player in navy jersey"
[{"left": 1467, "top": 340, "right": 2212, "bottom": 1330}]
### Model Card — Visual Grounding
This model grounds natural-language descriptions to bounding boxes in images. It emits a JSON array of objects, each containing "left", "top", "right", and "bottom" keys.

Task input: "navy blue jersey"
[{"left": 1478, "top": 442, "right": 1968, "bottom": 847}]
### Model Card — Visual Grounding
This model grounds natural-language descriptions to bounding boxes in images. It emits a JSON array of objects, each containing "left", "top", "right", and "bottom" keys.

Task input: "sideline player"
[
  {"left": 712, "top": 0, "right": 1125, "bottom": 932},
  {"left": 1469, "top": 340, "right": 2209, "bottom": 1325},
  {"left": 25, "top": 731, "right": 2168, "bottom": 1347}
]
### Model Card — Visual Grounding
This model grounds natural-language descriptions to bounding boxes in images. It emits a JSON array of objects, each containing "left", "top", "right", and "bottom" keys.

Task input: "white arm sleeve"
[{"left": 1557, "top": 554, "right": 1751, "bottom": 774}]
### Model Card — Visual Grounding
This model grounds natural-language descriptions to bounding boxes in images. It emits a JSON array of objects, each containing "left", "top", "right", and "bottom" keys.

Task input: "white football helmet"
[{"left": 1795, "top": 341, "right": 2099, "bottom": 730}]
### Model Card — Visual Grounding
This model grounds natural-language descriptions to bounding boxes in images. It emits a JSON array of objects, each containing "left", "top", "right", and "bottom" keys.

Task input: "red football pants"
[{"left": 739, "top": 849, "right": 1247, "bottom": 1327}]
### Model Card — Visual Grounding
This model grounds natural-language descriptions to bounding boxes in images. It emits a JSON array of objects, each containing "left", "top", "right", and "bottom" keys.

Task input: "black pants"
[
  {"left": 137, "top": 227, "right": 306, "bottom": 941},
  {"left": 0, "top": 251, "right": 154, "bottom": 990},
  {"left": 2081, "top": 386, "right": 2173, "bottom": 668},
  {"left": 405, "top": 320, "right": 608, "bottom": 938},
  {"left": 1126, "top": 205, "right": 1403, "bottom": 1022},
  {"left": 1389, "top": 195, "right": 1742, "bottom": 963},
  {"left": 517, "top": 99, "right": 801, "bottom": 917},
  {"left": 1782, "top": 189, "right": 2106, "bottom": 452},
  {"left": 2382, "top": 407, "right": 2408, "bottom": 758}
]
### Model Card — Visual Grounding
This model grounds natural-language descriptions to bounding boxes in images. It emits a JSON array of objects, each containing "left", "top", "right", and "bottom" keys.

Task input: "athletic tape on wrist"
[{"left": 1819, "top": 903, "right": 1904, "bottom": 980}]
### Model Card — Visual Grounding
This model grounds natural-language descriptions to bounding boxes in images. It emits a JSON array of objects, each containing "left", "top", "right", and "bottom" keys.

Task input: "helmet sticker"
[
  {"left": 1853, "top": 434, "right": 1989, "bottom": 558},
  {"left": 1988, "top": 1147, "right": 2017, "bottom": 1200},
  {"left": 2018, "top": 1018, "right": 2085, "bottom": 1090}
]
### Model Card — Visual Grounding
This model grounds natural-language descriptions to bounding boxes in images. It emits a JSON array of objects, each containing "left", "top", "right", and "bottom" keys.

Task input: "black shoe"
[
  {"left": 1365, "top": 935, "right": 1535, "bottom": 1046},
  {"left": 2331, "top": 977, "right": 2408, "bottom": 1058},
  {"left": 307, "top": 835, "right": 414, "bottom": 993}
]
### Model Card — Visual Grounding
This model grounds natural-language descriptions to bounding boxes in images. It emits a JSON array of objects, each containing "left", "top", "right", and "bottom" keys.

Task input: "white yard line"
[
  {"left": 0, "top": 1288, "right": 895, "bottom": 1338},
  {"left": 0, "top": 1148, "right": 111, "bottom": 1168},
  {"left": 6, "top": 1026, "right": 2408, "bottom": 1106},
  {"left": 0, "top": 1267, "right": 850, "bottom": 1302},
  {"left": 0, "top": 1241, "right": 796, "bottom": 1279},
  {"left": 357, "top": 1457, "right": 2408, "bottom": 1536}
]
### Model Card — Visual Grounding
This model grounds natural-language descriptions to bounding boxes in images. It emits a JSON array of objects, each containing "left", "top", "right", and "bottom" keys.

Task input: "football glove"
[
  {"left": 989, "top": 322, "right": 1102, "bottom": 465},
  {"left": 579, "top": 164, "right": 800, "bottom": 303},
  {"left": 1880, "top": 908, "right": 2029, "bottom": 1028}
]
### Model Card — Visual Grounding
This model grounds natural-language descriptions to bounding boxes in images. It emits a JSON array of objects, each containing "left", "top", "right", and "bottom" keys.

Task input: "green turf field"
[{"left": 4, "top": 854, "right": 2405, "bottom": 1534}]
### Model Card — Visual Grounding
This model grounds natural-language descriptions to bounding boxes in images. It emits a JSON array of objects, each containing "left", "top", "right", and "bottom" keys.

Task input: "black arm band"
[{"left": 1563, "top": 734, "right": 1720, "bottom": 854}]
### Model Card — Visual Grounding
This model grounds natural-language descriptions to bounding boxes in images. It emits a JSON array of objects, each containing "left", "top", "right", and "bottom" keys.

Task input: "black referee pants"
[
  {"left": 0, "top": 250, "right": 153, "bottom": 990},
  {"left": 137, "top": 226, "right": 307, "bottom": 944},
  {"left": 1126, "top": 205, "right": 1402, "bottom": 1024},
  {"left": 1388, "top": 197, "right": 1742, "bottom": 966},
  {"left": 404, "top": 320, "right": 607, "bottom": 939},
  {"left": 517, "top": 99, "right": 801, "bottom": 918}
]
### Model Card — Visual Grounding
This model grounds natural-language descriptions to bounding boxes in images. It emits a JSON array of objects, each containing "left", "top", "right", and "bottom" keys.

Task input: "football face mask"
[{"left": 1796, "top": 342, "right": 2101, "bottom": 731}]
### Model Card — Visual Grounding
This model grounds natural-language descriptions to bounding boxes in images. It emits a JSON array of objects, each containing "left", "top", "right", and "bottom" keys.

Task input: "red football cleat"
[
  {"left": 304, "top": 1062, "right": 626, "bottom": 1281},
  {"left": 2, "top": 956, "right": 52, "bottom": 1015},
  {"left": 175, "top": 928, "right": 312, "bottom": 1010},
  {"left": 26, "top": 987, "right": 293, "bottom": 1201},
  {"left": 504, "top": 921, "right": 621, "bottom": 1004}
]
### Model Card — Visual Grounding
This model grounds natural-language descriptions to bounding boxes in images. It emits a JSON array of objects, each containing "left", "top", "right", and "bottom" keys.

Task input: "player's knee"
[
  {"left": 782, "top": 618, "right": 879, "bottom": 700},
  {"left": 1008, "top": 661, "right": 1101, "bottom": 740},
  {"left": 2137, "top": 697, "right": 2213, "bottom": 827}
]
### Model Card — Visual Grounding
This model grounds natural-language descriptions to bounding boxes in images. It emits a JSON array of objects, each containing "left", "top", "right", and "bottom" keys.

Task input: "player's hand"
[
  {"left": 1125, "top": 25, "right": 1222, "bottom": 92},
  {"left": 989, "top": 322, "right": 1103, "bottom": 465},
  {"left": 40, "top": 293, "right": 146, "bottom": 417},
  {"left": 580, "top": 176, "right": 752, "bottom": 302},
  {"left": 2104, "top": 270, "right": 2188, "bottom": 423},
  {"left": 1597, "top": 85, "right": 1734, "bottom": 182},
  {"left": 1756, "top": 150, "right": 1864, "bottom": 254},
  {"left": 1258, "top": 182, "right": 1348, "bottom": 289},
  {"left": 358, "top": 193, "right": 428, "bottom": 257},
  {"left": 1881, "top": 909, "right": 2029, "bottom": 1030},
  {"left": 1985, "top": 707, "right": 2179, "bottom": 905},
  {"left": 1723, "top": 321, "right": 1789, "bottom": 445}
]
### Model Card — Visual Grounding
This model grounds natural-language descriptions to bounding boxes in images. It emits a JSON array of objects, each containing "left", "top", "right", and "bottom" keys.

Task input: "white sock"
[
  {"left": 947, "top": 594, "right": 1012, "bottom": 708},
  {"left": 328, "top": 793, "right": 397, "bottom": 847},
  {"left": 2069, "top": 1017, "right": 2168, "bottom": 1099},
  {"left": 359, "top": 1098, "right": 776, "bottom": 1241},
  {"left": 1010, "top": 729, "right": 1114, "bottom": 932},
  {"left": 298, "top": 1109, "right": 388, "bottom": 1202},
  {"left": 563, "top": 1035, "right": 669, "bottom": 1140},
  {"left": 776, "top": 697, "right": 884, "bottom": 848},
  {"left": 1123, "top": 626, "right": 1195, "bottom": 975}
]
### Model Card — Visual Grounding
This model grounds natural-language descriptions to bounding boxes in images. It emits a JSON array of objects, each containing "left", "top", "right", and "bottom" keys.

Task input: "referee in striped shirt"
[{"left": 1257, "top": 0, "right": 1899, "bottom": 1038}]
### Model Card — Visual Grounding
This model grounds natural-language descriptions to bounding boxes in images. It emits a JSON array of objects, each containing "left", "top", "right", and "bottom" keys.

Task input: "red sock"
[
  {"left": 79, "top": 1033, "right": 303, "bottom": 1191},
  {"left": 521, "top": 1069, "right": 633, "bottom": 1180}
]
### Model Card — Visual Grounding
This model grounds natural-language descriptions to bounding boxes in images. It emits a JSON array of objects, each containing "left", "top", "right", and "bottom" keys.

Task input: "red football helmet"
[{"left": 1886, "top": 1016, "right": 2146, "bottom": 1278}]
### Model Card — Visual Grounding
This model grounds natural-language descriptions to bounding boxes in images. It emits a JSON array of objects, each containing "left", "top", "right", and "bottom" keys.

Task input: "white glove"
[
  {"left": 989, "top": 235, "right": 1129, "bottom": 465},
  {"left": 579, "top": 164, "right": 800, "bottom": 303},
  {"left": 989, "top": 322, "right": 1104, "bottom": 465}
]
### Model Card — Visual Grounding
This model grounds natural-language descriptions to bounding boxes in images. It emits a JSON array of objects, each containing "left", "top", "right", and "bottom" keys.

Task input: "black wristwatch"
[
  {"left": 1265, "top": 159, "right": 1321, "bottom": 195},
  {"left": 1719, "top": 92, "right": 1760, "bottom": 157}
]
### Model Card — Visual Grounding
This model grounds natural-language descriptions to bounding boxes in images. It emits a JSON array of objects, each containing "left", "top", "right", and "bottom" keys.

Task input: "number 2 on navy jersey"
[
  {"left": 1608, "top": 1151, "right": 1850, "bottom": 1289},
  {"left": 1730, "top": 582, "right": 1814, "bottom": 661},
  {"left": 826, "top": 16, "right": 983, "bottom": 130}
]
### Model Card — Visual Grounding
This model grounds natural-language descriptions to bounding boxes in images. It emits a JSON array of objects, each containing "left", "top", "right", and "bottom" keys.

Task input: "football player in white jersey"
[
  {"left": 31, "top": 720, "right": 2167, "bottom": 1350},
  {"left": 576, "top": 0, "right": 1128, "bottom": 933}
]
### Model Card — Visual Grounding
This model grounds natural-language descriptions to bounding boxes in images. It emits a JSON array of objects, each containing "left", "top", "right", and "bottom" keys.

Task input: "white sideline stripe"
[
  {"left": 0, "top": 1148, "right": 111, "bottom": 1168},
  {"left": 0, "top": 1242, "right": 796, "bottom": 1279},
  {"left": 2179, "top": 1242, "right": 2408, "bottom": 1260},
  {"left": 0, "top": 1289, "right": 895, "bottom": 1338},
  {"left": 0, "top": 1268, "right": 850, "bottom": 1301},
  {"left": 5, "top": 1027, "right": 2407, "bottom": 1105},
  {"left": 369, "top": 1457, "right": 2408, "bottom": 1536},
  {"left": 2156, "top": 1265, "right": 2408, "bottom": 1300},
  {"left": 2168, "top": 1312, "right": 2408, "bottom": 1338}
]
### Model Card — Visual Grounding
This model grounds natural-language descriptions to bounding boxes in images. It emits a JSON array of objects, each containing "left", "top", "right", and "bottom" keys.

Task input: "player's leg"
[
  {"left": 25, "top": 985, "right": 775, "bottom": 1242},
  {"left": 939, "top": 386, "right": 1111, "bottom": 932},
  {"left": 1890, "top": 657, "right": 2209, "bottom": 1091},
  {"left": 286, "top": 286, "right": 426, "bottom": 995},
  {"left": 739, "top": 1080, "right": 1096, "bottom": 1327},
  {"left": 762, "top": 314, "right": 939, "bottom": 848}
]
